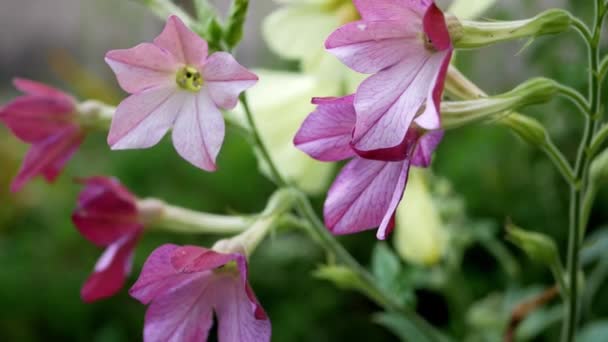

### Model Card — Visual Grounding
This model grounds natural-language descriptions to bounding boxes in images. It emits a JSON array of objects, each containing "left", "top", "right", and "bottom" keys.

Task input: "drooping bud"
[
  {"left": 500, "top": 114, "right": 548, "bottom": 147},
  {"left": 442, "top": 78, "right": 558, "bottom": 129},
  {"left": 506, "top": 222, "right": 559, "bottom": 266},
  {"left": 455, "top": 9, "right": 572, "bottom": 49}
]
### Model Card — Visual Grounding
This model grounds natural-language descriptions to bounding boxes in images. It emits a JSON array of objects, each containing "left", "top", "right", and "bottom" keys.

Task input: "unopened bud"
[
  {"left": 591, "top": 148, "right": 608, "bottom": 185},
  {"left": 456, "top": 9, "right": 572, "bottom": 49},
  {"left": 506, "top": 223, "right": 558, "bottom": 266},
  {"left": 500, "top": 114, "right": 547, "bottom": 147}
]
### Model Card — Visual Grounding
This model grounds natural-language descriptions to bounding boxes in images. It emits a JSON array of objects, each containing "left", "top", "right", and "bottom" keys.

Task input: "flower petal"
[
  {"left": 105, "top": 43, "right": 177, "bottom": 94},
  {"left": 72, "top": 177, "right": 140, "bottom": 247},
  {"left": 143, "top": 274, "right": 214, "bottom": 342},
  {"left": 0, "top": 96, "right": 75, "bottom": 143},
  {"left": 170, "top": 245, "right": 239, "bottom": 273},
  {"left": 324, "top": 158, "right": 410, "bottom": 238},
  {"left": 108, "top": 86, "right": 183, "bottom": 150},
  {"left": 410, "top": 130, "right": 444, "bottom": 167},
  {"left": 11, "top": 126, "right": 84, "bottom": 192},
  {"left": 153, "top": 15, "right": 208, "bottom": 66},
  {"left": 203, "top": 52, "right": 258, "bottom": 109},
  {"left": 130, "top": 244, "right": 196, "bottom": 305},
  {"left": 171, "top": 90, "right": 225, "bottom": 171},
  {"left": 13, "top": 78, "right": 75, "bottom": 104},
  {"left": 352, "top": 54, "right": 436, "bottom": 159},
  {"left": 423, "top": 2, "right": 452, "bottom": 52},
  {"left": 414, "top": 50, "right": 452, "bottom": 130},
  {"left": 325, "top": 20, "right": 423, "bottom": 74},
  {"left": 353, "top": 0, "right": 430, "bottom": 20},
  {"left": 81, "top": 233, "right": 139, "bottom": 302},
  {"left": 294, "top": 95, "right": 357, "bottom": 162}
]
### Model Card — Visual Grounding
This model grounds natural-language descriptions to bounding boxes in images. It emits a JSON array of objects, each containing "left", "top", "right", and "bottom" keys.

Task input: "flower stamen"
[{"left": 176, "top": 66, "right": 203, "bottom": 92}]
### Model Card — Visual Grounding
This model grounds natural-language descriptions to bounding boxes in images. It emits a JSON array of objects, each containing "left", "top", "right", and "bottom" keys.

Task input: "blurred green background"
[{"left": 1, "top": 0, "right": 608, "bottom": 341}]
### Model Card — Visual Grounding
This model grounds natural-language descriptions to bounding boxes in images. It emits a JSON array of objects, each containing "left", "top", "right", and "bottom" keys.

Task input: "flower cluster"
[{"left": 295, "top": 0, "right": 451, "bottom": 239}]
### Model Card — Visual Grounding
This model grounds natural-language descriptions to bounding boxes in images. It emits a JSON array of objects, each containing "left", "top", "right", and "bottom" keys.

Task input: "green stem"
[
  {"left": 562, "top": 2, "right": 604, "bottom": 341},
  {"left": 589, "top": 124, "right": 608, "bottom": 158},
  {"left": 555, "top": 84, "right": 590, "bottom": 114}
]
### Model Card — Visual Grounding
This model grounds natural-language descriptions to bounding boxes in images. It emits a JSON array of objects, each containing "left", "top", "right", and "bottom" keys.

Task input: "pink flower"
[
  {"left": 105, "top": 15, "right": 258, "bottom": 171},
  {"left": 130, "top": 244, "right": 271, "bottom": 342},
  {"left": 0, "top": 78, "right": 84, "bottom": 192},
  {"left": 294, "top": 95, "right": 442, "bottom": 239},
  {"left": 325, "top": 0, "right": 452, "bottom": 160},
  {"left": 72, "top": 177, "right": 143, "bottom": 302}
]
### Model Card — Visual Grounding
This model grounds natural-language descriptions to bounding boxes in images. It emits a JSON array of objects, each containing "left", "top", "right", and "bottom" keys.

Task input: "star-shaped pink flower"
[
  {"left": 105, "top": 15, "right": 258, "bottom": 171},
  {"left": 325, "top": 0, "right": 452, "bottom": 160},
  {"left": 294, "top": 95, "right": 442, "bottom": 239},
  {"left": 72, "top": 177, "right": 143, "bottom": 302},
  {"left": 0, "top": 78, "right": 84, "bottom": 192},
  {"left": 130, "top": 244, "right": 271, "bottom": 342}
]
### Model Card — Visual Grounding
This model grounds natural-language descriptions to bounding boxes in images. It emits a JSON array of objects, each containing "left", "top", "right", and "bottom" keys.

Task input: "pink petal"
[
  {"left": 105, "top": 43, "right": 177, "bottom": 94},
  {"left": 108, "top": 86, "right": 183, "bottom": 149},
  {"left": 324, "top": 158, "right": 410, "bottom": 237},
  {"left": 294, "top": 95, "right": 357, "bottom": 162},
  {"left": 171, "top": 90, "right": 225, "bottom": 171},
  {"left": 214, "top": 277, "right": 271, "bottom": 342},
  {"left": 353, "top": 0, "right": 430, "bottom": 20},
  {"left": 153, "top": 15, "right": 208, "bottom": 66},
  {"left": 423, "top": 3, "right": 452, "bottom": 52},
  {"left": 72, "top": 177, "right": 140, "bottom": 247},
  {"left": 352, "top": 54, "right": 435, "bottom": 159},
  {"left": 130, "top": 244, "right": 196, "bottom": 304},
  {"left": 411, "top": 130, "right": 444, "bottom": 167},
  {"left": 81, "top": 233, "right": 140, "bottom": 302},
  {"left": 414, "top": 50, "right": 452, "bottom": 130},
  {"left": 203, "top": 52, "right": 258, "bottom": 109},
  {"left": 325, "top": 20, "right": 424, "bottom": 74},
  {"left": 0, "top": 96, "right": 75, "bottom": 143},
  {"left": 143, "top": 275, "right": 214, "bottom": 342},
  {"left": 171, "top": 246, "right": 240, "bottom": 273},
  {"left": 11, "top": 126, "right": 84, "bottom": 192},
  {"left": 13, "top": 78, "right": 75, "bottom": 104}
]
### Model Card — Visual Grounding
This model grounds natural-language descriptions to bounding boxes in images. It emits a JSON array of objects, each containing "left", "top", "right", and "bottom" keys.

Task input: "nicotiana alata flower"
[
  {"left": 105, "top": 15, "right": 258, "bottom": 171},
  {"left": 325, "top": 0, "right": 453, "bottom": 160},
  {"left": 72, "top": 177, "right": 143, "bottom": 302},
  {"left": 294, "top": 95, "right": 443, "bottom": 240},
  {"left": 130, "top": 244, "right": 270, "bottom": 342},
  {"left": 0, "top": 79, "right": 84, "bottom": 192}
]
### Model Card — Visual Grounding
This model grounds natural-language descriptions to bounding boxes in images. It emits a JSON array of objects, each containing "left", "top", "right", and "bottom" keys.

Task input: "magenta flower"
[
  {"left": 294, "top": 95, "right": 442, "bottom": 239},
  {"left": 72, "top": 177, "right": 143, "bottom": 302},
  {"left": 0, "top": 78, "right": 84, "bottom": 192},
  {"left": 130, "top": 244, "right": 271, "bottom": 342},
  {"left": 105, "top": 15, "right": 258, "bottom": 171},
  {"left": 325, "top": 0, "right": 452, "bottom": 160}
]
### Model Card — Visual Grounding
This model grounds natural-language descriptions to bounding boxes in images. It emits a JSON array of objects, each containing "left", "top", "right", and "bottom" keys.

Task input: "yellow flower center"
[{"left": 176, "top": 66, "right": 203, "bottom": 92}]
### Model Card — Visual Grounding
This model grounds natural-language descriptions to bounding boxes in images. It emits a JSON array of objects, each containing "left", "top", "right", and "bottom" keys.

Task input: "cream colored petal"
[
  {"left": 234, "top": 70, "right": 340, "bottom": 194},
  {"left": 263, "top": 7, "right": 338, "bottom": 61},
  {"left": 448, "top": 0, "right": 497, "bottom": 20},
  {"left": 394, "top": 169, "right": 447, "bottom": 266}
]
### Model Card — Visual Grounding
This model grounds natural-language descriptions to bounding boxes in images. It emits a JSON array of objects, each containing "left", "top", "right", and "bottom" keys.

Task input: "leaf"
[
  {"left": 373, "top": 312, "right": 433, "bottom": 342},
  {"left": 578, "top": 320, "right": 608, "bottom": 342},
  {"left": 371, "top": 243, "right": 401, "bottom": 290}
]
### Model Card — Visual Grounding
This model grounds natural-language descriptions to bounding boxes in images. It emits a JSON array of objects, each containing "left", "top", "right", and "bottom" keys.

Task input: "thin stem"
[
  {"left": 589, "top": 124, "right": 608, "bottom": 158},
  {"left": 571, "top": 16, "right": 593, "bottom": 43},
  {"left": 599, "top": 56, "right": 608, "bottom": 83},
  {"left": 555, "top": 84, "right": 590, "bottom": 114},
  {"left": 541, "top": 139, "right": 577, "bottom": 186},
  {"left": 239, "top": 94, "right": 287, "bottom": 187}
]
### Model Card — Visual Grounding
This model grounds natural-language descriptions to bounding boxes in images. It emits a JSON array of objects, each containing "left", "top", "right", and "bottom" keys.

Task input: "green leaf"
[
  {"left": 373, "top": 312, "right": 433, "bottom": 342},
  {"left": 578, "top": 320, "right": 608, "bottom": 342},
  {"left": 224, "top": 0, "right": 249, "bottom": 49},
  {"left": 371, "top": 243, "right": 401, "bottom": 290}
]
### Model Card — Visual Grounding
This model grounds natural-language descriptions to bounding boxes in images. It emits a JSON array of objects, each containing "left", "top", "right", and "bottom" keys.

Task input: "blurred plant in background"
[{"left": 2, "top": 0, "right": 608, "bottom": 342}]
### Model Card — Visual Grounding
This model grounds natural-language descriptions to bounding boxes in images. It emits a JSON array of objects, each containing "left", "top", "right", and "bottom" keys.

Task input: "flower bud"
[
  {"left": 442, "top": 78, "right": 558, "bottom": 129},
  {"left": 506, "top": 223, "right": 558, "bottom": 266},
  {"left": 500, "top": 114, "right": 548, "bottom": 147},
  {"left": 455, "top": 9, "right": 572, "bottom": 49}
]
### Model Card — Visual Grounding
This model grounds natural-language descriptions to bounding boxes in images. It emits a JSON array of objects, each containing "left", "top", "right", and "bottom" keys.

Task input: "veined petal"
[
  {"left": 203, "top": 52, "right": 258, "bottom": 110},
  {"left": 11, "top": 126, "right": 84, "bottom": 192},
  {"left": 108, "top": 86, "right": 183, "bottom": 150},
  {"left": 0, "top": 96, "right": 75, "bottom": 143},
  {"left": 410, "top": 130, "right": 444, "bottom": 167},
  {"left": 294, "top": 95, "right": 356, "bottom": 162},
  {"left": 171, "top": 90, "right": 225, "bottom": 171},
  {"left": 353, "top": 0, "right": 430, "bottom": 20},
  {"left": 13, "top": 78, "right": 75, "bottom": 104},
  {"left": 171, "top": 246, "right": 240, "bottom": 274},
  {"left": 130, "top": 244, "right": 195, "bottom": 304},
  {"left": 414, "top": 50, "right": 452, "bottom": 130},
  {"left": 263, "top": 6, "right": 337, "bottom": 61},
  {"left": 325, "top": 20, "right": 423, "bottom": 74},
  {"left": 143, "top": 274, "right": 214, "bottom": 342},
  {"left": 352, "top": 55, "right": 435, "bottom": 159},
  {"left": 324, "top": 158, "right": 410, "bottom": 237},
  {"left": 105, "top": 43, "right": 177, "bottom": 94},
  {"left": 72, "top": 177, "right": 140, "bottom": 247},
  {"left": 215, "top": 276, "right": 271, "bottom": 342},
  {"left": 154, "top": 15, "right": 208, "bottom": 66},
  {"left": 81, "top": 233, "right": 140, "bottom": 302}
]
